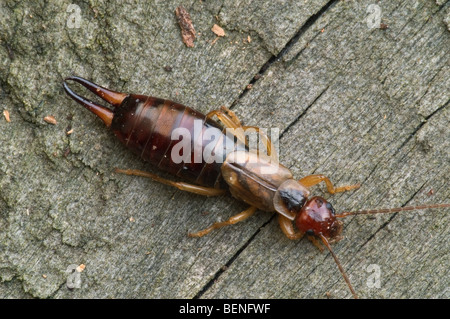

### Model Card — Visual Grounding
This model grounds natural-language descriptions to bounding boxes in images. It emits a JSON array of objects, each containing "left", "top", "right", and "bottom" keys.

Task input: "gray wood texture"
[{"left": 0, "top": 0, "right": 448, "bottom": 299}]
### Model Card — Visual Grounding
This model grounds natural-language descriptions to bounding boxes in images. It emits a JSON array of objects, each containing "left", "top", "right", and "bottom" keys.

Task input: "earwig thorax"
[{"left": 273, "top": 179, "right": 310, "bottom": 220}]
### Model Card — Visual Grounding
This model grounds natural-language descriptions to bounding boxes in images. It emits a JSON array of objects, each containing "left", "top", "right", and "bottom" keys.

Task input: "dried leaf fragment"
[
  {"left": 76, "top": 264, "right": 86, "bottom": 273},
  {"left": 175, "top": 6, "right": 196, "bottom": 48},
  {"left": 44, "top": 115, "right": 57, "bottom": 125},
  {"left": 211, "top": 24, "right": 225, "bottom": 37},
  {"left": 3, "top": 110, "right": 11, "bottom": 122}
]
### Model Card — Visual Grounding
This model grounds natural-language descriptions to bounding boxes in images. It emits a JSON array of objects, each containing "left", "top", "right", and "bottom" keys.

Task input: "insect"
[{"left": 63, "top": 76, "right": 449, "bottom": 298}]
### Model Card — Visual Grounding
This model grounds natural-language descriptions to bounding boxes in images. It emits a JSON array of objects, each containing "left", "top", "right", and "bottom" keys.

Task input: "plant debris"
[
  {"left": 211, "top": 24, "right": 225, "bottom": 37},
  {"left": 175, "top": 6, "right": 196, "bottom": 48},
  {"left": 76, "top": 264, "right": 86, "bottom": 272},
  {"left": 3, "top": 110, "right": 11, "bottom": 122},
  {"left": 44, "top": 115, "right": 57, "bottom": 125}
]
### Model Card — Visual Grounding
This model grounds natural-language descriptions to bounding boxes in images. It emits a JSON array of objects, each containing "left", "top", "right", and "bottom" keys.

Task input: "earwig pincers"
[{"left": 63, "top": 76, "right": 449, "bottom": 298}]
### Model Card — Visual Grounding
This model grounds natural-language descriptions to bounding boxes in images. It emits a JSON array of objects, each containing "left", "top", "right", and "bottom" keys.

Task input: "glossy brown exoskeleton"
[{"left": 63, "top": 76, "right": 449, "bottom": 298}]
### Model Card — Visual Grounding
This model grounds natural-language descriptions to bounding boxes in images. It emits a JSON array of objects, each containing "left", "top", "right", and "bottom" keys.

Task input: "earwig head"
[
  {"left": 295, "top": 196, "right": 343, "bottom": 242},
  {"left": 273, "top": 181, "right": 343, "bottom": 242}
]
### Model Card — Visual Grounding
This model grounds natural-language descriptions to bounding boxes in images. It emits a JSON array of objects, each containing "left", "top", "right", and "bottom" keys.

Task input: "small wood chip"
[
  {"left": 211, "top": 37, "right": 220, "bottom": 45},
  {"left": 76, "top": 264, "right": 86, "bottom": 273},
  {"left": 44, "top": 115, "right": 57, "bottom": 125},
  {"left": 211, "top": 24, "right": 225, "bottom": 37},
  {"left": 175, "top": 6, "right": 196, "bottom": 48},
  {"left": 3, "top": 110, "right": 10, "bottom": 122}
]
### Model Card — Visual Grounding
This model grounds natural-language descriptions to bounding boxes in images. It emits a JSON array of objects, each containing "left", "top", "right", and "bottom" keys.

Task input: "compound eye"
[
  {"left": 306, "top": 229, "right": 315, "bottom": 236},
  {"left": 326, "top": 202, "right": 336, "bottom": 215}
]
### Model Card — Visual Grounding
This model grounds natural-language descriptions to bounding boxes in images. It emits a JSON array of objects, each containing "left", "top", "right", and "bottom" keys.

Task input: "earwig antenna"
[
  {"left": 328, "top": 202, "right": 449, "bottom": 298},
  {"left": 335, "top": 203, "right": 450, "bottom": 218},
  {"left": 319, "top": 234, "right": 358, "bottom": 299}
]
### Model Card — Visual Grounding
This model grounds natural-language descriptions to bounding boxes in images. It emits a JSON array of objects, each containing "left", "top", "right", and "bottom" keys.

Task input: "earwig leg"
[
  {"left": 207, "top": 107, "right": 275, "bottom": 158},
  {"left": 278, "top": 215, "right": 304, "bottom": 240},
  {"left": 188, "top": 206, "right": 257, "bottom": 237},
  {"left": 114, "top": 168, "right": 226, "bottom": 197},
  {"left": 307, "top": 235, "right": 325, "bottom": 252},
  {"left": 206, "top": 109, "right": 246, "bottom": 144},
  {"left": 219, "top": 106, "right": 242, "bottom": 127},
  {"left": 206, "top": 109, "right": 240, "bottom": 129},
  {"left": 243, "top": 125, "right": 275, "bottom": 158},
  {"left": 298, "top": 175, "right": 360, "bottom": 194}
]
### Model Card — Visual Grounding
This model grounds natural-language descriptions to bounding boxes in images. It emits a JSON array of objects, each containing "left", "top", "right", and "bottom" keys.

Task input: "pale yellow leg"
[
  {"left": 307, "top": 235, "right": 325, "bottom": 252},
  {"left": 114, "top": 168, "right": 226, "bottom": 197},
  {"left": 243, "top": 125, "right": 274, "bottom": 158},
  {"left": 299, "top": 174, "right": 360, "bottom": 194},
  {"left": 278, "top": 215, "right": 304, "bottom": 240},
  {"left": 206, "top": 109, "right": 246, "bottom": 145},
  {"left": 188, "top": 206, "right": 257, "bottom": 237},
  {"left": 219, "top": 106, "right": 242, "bottom": 127},
  {"left": 207, "top": 107, "right": 275, "bottom": 157}
]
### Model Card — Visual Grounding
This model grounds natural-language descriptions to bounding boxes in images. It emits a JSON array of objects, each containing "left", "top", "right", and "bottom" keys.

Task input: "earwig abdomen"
[{"left": 110, "top": 94, "right": 230, "bottom": 189}]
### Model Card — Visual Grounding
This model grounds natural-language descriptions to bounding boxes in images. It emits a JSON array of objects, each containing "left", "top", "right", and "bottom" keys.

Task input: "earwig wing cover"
[{"left": 221, "top": 151, "right": 293, "bottom": 212}]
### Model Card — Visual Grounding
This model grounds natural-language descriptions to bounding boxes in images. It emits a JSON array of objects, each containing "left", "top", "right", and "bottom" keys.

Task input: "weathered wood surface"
[{"left": 0, "top": 0, "right": 448, "bottom": 299}]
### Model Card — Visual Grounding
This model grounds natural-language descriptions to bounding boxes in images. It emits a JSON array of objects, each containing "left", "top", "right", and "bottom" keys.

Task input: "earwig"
[{"left": 63, "top": 76, "right": 449, "bottom": 298}]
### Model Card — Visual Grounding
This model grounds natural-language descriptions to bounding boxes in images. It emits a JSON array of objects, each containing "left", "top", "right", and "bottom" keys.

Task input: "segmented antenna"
[
  {"left": 336, "top": 203, "right": 450, "bottom": 218},
  {"left": 319, "top": 234, "right": 358, "bottom": 299}
]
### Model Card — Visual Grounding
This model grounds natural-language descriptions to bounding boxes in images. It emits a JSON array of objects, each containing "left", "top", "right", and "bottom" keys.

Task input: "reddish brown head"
[{"left": 295, "top": 196, "right": 343, "bottom": 242}]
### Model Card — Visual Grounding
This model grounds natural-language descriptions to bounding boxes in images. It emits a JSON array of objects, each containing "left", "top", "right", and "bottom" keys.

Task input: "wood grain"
[{"left": 0, "top": 0, "right": 448, "bottom": 299}]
